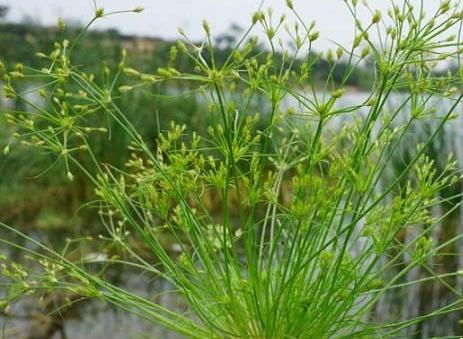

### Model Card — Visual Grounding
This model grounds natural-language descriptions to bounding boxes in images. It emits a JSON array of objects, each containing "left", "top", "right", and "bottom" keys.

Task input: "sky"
[{"left": 1, "top": 1, "right": 444, "bottom": 50}]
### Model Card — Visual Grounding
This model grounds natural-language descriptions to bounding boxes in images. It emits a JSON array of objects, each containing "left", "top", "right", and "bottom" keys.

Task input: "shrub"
[{"left": 2, "top": 1, "right": 463, "bottom": 337}]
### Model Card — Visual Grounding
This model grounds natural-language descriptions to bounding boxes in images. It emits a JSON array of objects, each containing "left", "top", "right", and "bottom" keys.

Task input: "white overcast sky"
[{"left": 1, "top": 1, "right": 445, "bottom": 49}]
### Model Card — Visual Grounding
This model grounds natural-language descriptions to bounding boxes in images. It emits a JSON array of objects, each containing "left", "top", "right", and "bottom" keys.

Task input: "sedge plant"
[{"left": 2, "top": 0, "right": 463, "bottom": 337}]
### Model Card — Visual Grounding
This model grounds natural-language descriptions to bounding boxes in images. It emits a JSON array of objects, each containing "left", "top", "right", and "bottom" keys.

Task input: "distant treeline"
[{"left": 0, "top": 21, "right": 379, "bottom": 89}]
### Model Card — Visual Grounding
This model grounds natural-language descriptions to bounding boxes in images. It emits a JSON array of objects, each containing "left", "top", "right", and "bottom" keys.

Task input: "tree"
[{"left": 0, "top": 6, "right": 9, "bottom": 21}]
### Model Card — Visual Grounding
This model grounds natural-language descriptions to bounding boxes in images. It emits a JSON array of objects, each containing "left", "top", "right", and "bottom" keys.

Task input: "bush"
[{"left": 2, "top": 1, "right": 463, "bottom": 337}]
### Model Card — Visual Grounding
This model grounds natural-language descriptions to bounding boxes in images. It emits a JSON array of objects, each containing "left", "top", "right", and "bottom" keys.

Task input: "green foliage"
[{"left": 2, "top": 1, "right": 463, "bottom": 337}]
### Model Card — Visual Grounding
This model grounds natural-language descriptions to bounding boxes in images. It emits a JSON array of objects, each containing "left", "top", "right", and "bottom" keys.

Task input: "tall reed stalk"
[{"left": 2, "top": 0, "right": 463, "bottom": 337}]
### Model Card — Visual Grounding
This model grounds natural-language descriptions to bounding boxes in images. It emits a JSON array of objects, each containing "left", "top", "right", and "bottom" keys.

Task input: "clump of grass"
[{"left": 2, "top": 0, "right": 463, "bottom": 337}]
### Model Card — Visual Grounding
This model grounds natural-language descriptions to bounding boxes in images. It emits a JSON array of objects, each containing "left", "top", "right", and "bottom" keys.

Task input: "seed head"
[
  {"left": 368, "top": 278, "right": 384, "bottom": 290},
  {"left": 4, "top": 84, "right": 16, "bottom": 99},
  {"left": 50, "top": 49, "right": 60, "bottom": 60},
  {"left": 286, "top": 0, "right": 294, "bottom": 10},
  {"left": 326, "top": 49, "right": 334, "bottom": 63},
  {"left": 252, "top": 11, "right": 264, "bottom": 25},
  {"left": 118, "top": 48, "right": 127, "bottom": 69},
  {"left": 124, "top": 67, "right": 141, "bottom": 77},
  {"left": 360, "top": 47, "right": 370, "bottom": 59},
  {"left": 440, "top": 0, "right": 451, "bottom": 14},
  {"left": 67, "top": 171, "right": 74, "bottom": 182},
  {"left": 133, "top": 6, "right": 144, "bottom": 13},
  {"left": 95, "top": 7, "right": 104, "bottom": 18},
  {"left": 3, "top": 145, "right": 10, "bottom": 155},
  {"left": 58, "top": 17, "right": 65, "bottom": 31},
  {"left": 266, "top": 27, "right": 275, "bottom": 40},
  {"left": 309, "top": 31, "right": 319, "bottom": 42},
  {"left": 168, "top": 45, "right": 178, "bottom": 65},
  {"left": 202, "top": 20, "right": 210, "bottom": 35},
  {"left": 177, "top": 27, "right": 186, "bottom": 37},
  {"left": 119, "top": 85, "right": 134, "bottom": 93},
  {"left": 372, "top": 10, "right": 381, "bottom": 24},
  {"left": 177, "top": 40, "right": 188, "bottom": 53},
  {"left": 332, "top": 88, "right": 345, "bottom": 99},
  {"left": 14, "top": 63, "right": 23, "bottom": 72},
  {"left": 366, "top": 96, "right": 377, "bottom": 106},
  {"left": 252, "top": 12, "right": 259, "bottom": 24}
]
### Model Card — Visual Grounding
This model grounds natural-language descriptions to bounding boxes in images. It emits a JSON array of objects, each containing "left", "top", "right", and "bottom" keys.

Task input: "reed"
[{"left": 2, "top": 0, "right": 463, "bottom": 337}]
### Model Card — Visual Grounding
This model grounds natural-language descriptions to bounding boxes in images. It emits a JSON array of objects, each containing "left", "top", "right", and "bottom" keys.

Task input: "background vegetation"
[{"left": 2, "top": 1, "right": 463, "bottom": 337}]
